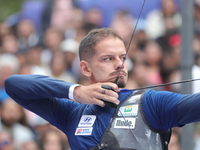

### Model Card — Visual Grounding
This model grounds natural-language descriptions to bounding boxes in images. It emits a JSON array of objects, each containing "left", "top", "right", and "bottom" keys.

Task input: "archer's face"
[{"left": 88, "top": 37, "right": 128, "bottom": 87}]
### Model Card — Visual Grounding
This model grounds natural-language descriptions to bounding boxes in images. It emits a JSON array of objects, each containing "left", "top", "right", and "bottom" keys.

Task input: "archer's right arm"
[
  {"left": 5, "top": 74, "right": 76, "bottom": 126},
  {"left": 5, "top": 74, "right": 74, "bottom": 102},
  {"left": 5, "top": 74, "right": 119, "bottom": 107}
]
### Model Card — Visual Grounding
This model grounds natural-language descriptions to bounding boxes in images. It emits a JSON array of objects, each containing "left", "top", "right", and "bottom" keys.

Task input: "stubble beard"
[{"left": 114, "top": 76, "right": 126, "bottom": 88}]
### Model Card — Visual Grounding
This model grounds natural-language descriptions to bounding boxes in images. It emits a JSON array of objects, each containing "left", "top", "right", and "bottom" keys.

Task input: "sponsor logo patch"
[
  {"left": 118, "top": 105, "right": 138, "bottom": 116},
  {"left": 75, "top": 127, "right": 93, "bottom": 135},
  {"left": 114, "top": 118, "right": 136, "bottom": 129},
  {"left": 78, "top": 115, "right": 96, "bottom": 127}
]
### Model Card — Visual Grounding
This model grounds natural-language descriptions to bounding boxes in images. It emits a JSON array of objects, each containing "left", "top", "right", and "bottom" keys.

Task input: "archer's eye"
[
  {"left": 104, "top": 57, "right": 112, "bottom": 61},
  {"left": 121, "top": 56, "right": 126, "bottom": 61}
]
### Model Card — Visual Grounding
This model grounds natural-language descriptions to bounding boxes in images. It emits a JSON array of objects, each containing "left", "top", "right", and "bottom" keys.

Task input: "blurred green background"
[{"left": 0, "top": 0, "right": 24, "bottom": 22}]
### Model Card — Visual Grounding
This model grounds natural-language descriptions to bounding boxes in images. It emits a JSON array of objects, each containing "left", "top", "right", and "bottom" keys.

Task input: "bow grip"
[{"left": 101, "top": 85, "right": 118, "bottom": 108}]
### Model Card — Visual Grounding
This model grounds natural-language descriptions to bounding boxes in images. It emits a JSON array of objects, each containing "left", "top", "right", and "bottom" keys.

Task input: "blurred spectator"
[
  {"left": 42, "top": 0, "right": 73, "bottom": 32},
  {"left": 126, "top": 38, "right": 139, "bottom": 63},
  {"left": 126, "top": 60, "right": 148, "bottom": 89},
  {"left": 0, "top": 22, "right": 13, "bottom": 47},
  {"left": 83, "top": 8, "right": 103, "bottom": 34},
  {"left": 39, "top": 128, "right": 70, "bottom": 150},
  {"left": 192, "top": 33, "right": 200, "bottom": 94},
  {"left": 193, "top": 122, "right": 200, "bottom": 150},
  {"left": 156, "top": 28, "right": 180, "bottom": 55},
  {"left": 168, "top": 128, "right": 181, "bottom": 150},
  {"left": 167, "top": 68, "right": 181, "bottom": 92},
  {"left": 20, "top": 0, "right": 47, "bottom": 34},
  {"left": 60, "top": 38, "right": 79, "bottom": 71},
  {"left": 85, "top": 8, "right": 103, "bottom": 27},
  {"left": 49, "top": 51, "right": 76, "bottom": 83},
  {"left": 26, "top": 46, "right": 50, "bottom": 75},
  {"left": 0, "top": 131, "right": 14, "bottom": 150},
  {"left": 143, "top": 41, "right": 163, "bottom": 85},
  {"left": 41, "top": 27, "right": 64, "bottom": 65},
  {"left": 145, "top": 0, "right": 181, "bottom": 39},
  {"left": 194, "top": 0, "right": 200, "bottom": 32},
  {"left": 126, "top": 48, "right": 146, "bottom": 89},
  {"left": 64, "top": 8, "right": 85, "bottom": 41},
  {"left": 20, "top": 140, "right": 40, "bottom": 150},
  {"left": 158, "top": 31, "right": 181, "bottom": 88},
  {"left": 22, "top": 109, "right": 48, "bottom": 139},
  {"left": 110, "top": 10, "right": 134, "bottom": 44},
  {"left": 18, "top": 64, "right": 32, "bottom": 75},
  {"left": 1, "top": 34, "right": 19, "bottom": 54},
  {"left": 134, "top": 19, "right": 148, "bottom": 50},
  {"left": 193, "top": 33, "right": 200, "bottom": 56},
  {"left": 70, "top": 56, "right": 83, "bottom": 82},
  {"left": 0, "top": 98, "right": 35, "bottom": 150},
  {"left": 16, "top": 19, "right": 41, "bottom": 53},
  {"left": 192, "top": 64, "right": 200, "bottom": 94},
  {"left": 0, "top": 54, "right": 19, "bottom": 102}
]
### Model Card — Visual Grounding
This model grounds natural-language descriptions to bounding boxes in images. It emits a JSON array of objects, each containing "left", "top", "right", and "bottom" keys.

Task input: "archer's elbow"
[{"left": 5, "top": 74, "right": 22, "bottom": 98}]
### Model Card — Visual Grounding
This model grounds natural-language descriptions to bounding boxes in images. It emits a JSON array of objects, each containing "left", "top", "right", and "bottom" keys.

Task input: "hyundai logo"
[{"left": 84, "top": 117, "right": 92, "bottom": 122}]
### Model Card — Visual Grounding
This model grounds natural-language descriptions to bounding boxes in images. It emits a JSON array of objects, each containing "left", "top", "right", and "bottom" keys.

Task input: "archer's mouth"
[
  {"left": 109, "top": 73, "right": 127, "bottom": 84},
  {"left": 110, "top": 71, "right": 127, "bottom": 77}
]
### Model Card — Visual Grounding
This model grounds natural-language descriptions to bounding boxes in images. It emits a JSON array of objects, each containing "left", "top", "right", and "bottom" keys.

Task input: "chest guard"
[{"left": 90, "top": 91, "right": 171, "bottom": 150}]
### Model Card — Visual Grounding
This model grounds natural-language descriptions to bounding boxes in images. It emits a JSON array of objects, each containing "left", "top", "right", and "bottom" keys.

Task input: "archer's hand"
[{"left": 73, "top": 82, "right": 120, "bottom": 107}]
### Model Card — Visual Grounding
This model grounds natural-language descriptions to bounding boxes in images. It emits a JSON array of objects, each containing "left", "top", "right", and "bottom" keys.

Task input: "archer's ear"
[{"left": 80, "top": 60, "right": 92, "bottom": 77}]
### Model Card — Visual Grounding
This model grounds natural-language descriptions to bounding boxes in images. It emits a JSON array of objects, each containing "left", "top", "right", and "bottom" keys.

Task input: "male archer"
[{"left": 5, "top": 28, "right": 200, "bottom": 150}]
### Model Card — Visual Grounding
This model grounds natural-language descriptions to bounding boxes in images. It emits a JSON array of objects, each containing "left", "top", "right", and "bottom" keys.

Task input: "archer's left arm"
[
  {"left": 141, "top": 90, "right": 186, "bottom": 130},
  {"left": 176, "top": 92, "right": 200, "bottom": 126}
]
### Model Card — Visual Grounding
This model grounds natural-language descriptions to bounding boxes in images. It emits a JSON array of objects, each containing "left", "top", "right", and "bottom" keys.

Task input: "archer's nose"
[{"left": 115, "top": 57, "right": 124, "bottom": 70}]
